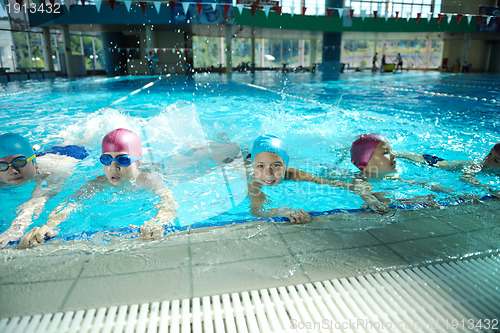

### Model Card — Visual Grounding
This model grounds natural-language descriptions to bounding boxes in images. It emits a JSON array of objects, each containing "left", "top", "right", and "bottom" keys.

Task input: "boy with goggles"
[
  {"left": 20, "top": 128, "right": 178, "bottom": 247},
  {"left": 0, "top": 133, "right": 88, "bottom": 248}
]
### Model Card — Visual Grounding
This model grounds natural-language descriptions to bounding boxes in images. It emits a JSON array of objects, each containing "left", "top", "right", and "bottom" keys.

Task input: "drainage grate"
[{"left": 1, "top": 255, "right": 499, "bottom": 332}]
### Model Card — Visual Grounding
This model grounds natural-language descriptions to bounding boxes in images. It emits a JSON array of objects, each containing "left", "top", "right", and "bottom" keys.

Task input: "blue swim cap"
[
  {"left": 0, "top": 133, "right": 36, "bottom": 163},
  {"left": 251, "top": 134, "right": 289, "bottom": 166}
]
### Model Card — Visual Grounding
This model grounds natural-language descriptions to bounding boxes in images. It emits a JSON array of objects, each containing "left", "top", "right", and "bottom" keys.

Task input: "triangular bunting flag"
[
  {"left": 50, "top": 0, "right": 55, "bottom": 7},
  {"left": 427, "top": 12, "right": 432, "bottom": 22},
  {"left": 290, "top": 6, "right": 295, "bottom": 17},
  {"left": 211, "top": 3, "right": 216, "bottom": 11},
  {"left": 326, "top": 8, "right": 332, "bottom": 20},
  {"left": 65, "top": 0, "right": 71, "bottom": 11},
  {"left": 181, "top": 2, "right": 190, "bottom": 15},
  {"left": 235, "top": 3, "right": 243, "bottom": 14},
  {"left": 446, "top": 13, "right": 453, "bottom": 24},
  {"left": 263, "top": 5, "right": 271, "bottom": 18},
  {"left": 162, "top": 48, "right": 166, "bottom": 52},
  {"left": 315, "top": 7, "right": 319, "bottom": 16},
  {"left": 486, "top": 15, "right": 492, "bottom": 25},
  {"left": 437, "top": 13, "right": 442, "bottom": 24},
  {"left": 373, "top": 10, "right": 377, "bottom": 20},
  {"left": 385, "top": 11, "right": 389, "bottom": 21},
  {"left": 108, "top": 0, "right": 115, "bottom": 10},
  {"left": 466, "top": 14, "right": 472, "bottom": 24},
  {"left": 81, "top": 0, "right": 85, "bottom": 8},
  {"left": 94, "top": 0, "right": 102, "bottom": 12},
  {"left": 395, "top": 11, "right": 399, "bottom": 21},
  {"left": 416, "top": 12, "right": 420, "bottom": 23},
  {"left": 139, "top": 1, "right": 146, "bottom": 14},
  {"left": 154, "top": 1, "right": 161, "bottom": 13},
  {"left": 169, "top": 1, "right": 175, "bottom": 13},
  {"left": 223, "top": 4, "right": 230, "bottom": 17},
  {"left": 406, "top": 12, "right": 411, "bottom": 21},
  {"left": 361, "top": 9, "right": 366, "bottom": 20},
  {"left": 457, "top": 14, "right": 462, "bottom": 24},
  {"left": 16, "top": 0, "right": 22, "bottom": 6},
  {"left": 196, "top": 3, "right": 203, "bottom": 17},
  {"left": 477, "top": 15, "right": 482, "bottom": 24},
  {"left": 337, "top": 8, "right": 343, "bottom": 18},
  {"left": 250, "top": 4, "right": 256, "bottom": 16},
  {"left": 349, "top": 9, "right": 354, "bottom": 19},
  {"left": 124, "top": 0, "right": 131, "bottom": 11},
  {"left": 276, "top": 6, "right": 281, "bottom": 15},
  {"left": 302, "top": 6, "right": 306, "bottom": 17}
]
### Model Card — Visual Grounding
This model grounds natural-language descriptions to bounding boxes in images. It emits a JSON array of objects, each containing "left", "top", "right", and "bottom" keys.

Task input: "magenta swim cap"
[
  {"left": 102, "top": 128, "right": 142, "bottom": 164},
  {"left": 350, "top": 133, "right": 386, "bottom": 171},
  {"left": 494, "top": 142, "right": 500, "bottom": 155}
]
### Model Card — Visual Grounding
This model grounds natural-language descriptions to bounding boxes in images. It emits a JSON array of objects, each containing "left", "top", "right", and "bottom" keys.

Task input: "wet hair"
[
  {"left": 102, "top": 128, "right": 143, "bottom": 165},
  {"left": 350, "top": 133, "right": 386, "bottom": 171},
  {"left": 494, "top": 142, "right": 500, "bottom": 155}
]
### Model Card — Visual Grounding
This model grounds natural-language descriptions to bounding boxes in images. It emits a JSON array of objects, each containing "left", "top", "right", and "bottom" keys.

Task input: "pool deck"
[{"left": 0, "top": 199, "right": 499, "bottom": 318}]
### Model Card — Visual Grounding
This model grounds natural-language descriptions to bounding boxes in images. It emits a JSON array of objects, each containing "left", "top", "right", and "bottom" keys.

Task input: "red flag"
[
  {"left": 169, "top": 2, "right": 175, "bottom": 13},
  {"left": 251, "top": 4, "right": 256, "bottom": 16},
  {"left": 373, "top": 10, "right": 377, "bottom": 20},
  {"left": 326, "top": 8, "right": 332, "bottom": 20},
  {"left": 349, "top": 9, "right": 354, "bottom": 20},
  {"left": 416, "top": 12, "right": 421, "bottom": 23},
  {"left": 81, "top": 0, "right": 85, "bottom": 8},
  {"left": 437, "top": 13, "right": 442, "bottom": 24},
  {"left": 276, "top": 6, "right": 282, "bottom": 15},
  {"left": 16, "top": 0, "right": 22, "bottom": 6},
  {"left": 196, "top": 3, "right": 203, "bottom": 18},
  {"left": 49, "top": 0, "right": 54, "bottom": 6},
  {"left": 457, "top": 14, "right": 462, "bottom": 24},
  {"left": 139, "top": 2, "right": 146, "bottom": 14},
  {"left": 109, "top": 0, "right": 115, "bottom": 10},
  {"left": 224, "top": 4, "right": 230, "bottom": 17},
  {"left": 302, "top": 7, "right": 306, "bottom": 17},
  {"left": 395, "top": 11, "right": 399, "bottom": 21}
]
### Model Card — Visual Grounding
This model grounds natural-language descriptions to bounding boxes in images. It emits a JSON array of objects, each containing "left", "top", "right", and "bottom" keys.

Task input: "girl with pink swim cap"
[
  {"left": 21, "top": 128, "right": 178, "bottom": 246},
  {"left": 350, "top": 133, "right": 456, "bottom": 210}
]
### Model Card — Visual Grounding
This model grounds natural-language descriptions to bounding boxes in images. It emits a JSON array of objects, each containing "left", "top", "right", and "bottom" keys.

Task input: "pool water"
[{"left": 0, "top": 72, "right": 499, "bottom": 242}]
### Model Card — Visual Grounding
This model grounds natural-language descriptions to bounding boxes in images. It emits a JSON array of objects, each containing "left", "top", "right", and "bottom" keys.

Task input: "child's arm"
[
  {"left": 460, "top": 168, "right": 500, "bottom": 198},
  {"left": 138, "top": 171, "right": 179, "bottom": 239},
  {"left": 247, "top": 180, "right": 311, "bottom": 224},
  {"left": 288, "top": 168, "right": 390, "bottom": 213},
  {"left": 17, "top": 176, "right": 105, "bottom": 247},
  {"left": 387, "top": 175, "right": 455, "bottom": 194},
  {"left": 140, "top": 187, "right": 179, "bottom": 239}
]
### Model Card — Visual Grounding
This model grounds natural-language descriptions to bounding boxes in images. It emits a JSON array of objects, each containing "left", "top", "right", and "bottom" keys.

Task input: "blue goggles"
[
  {"left": 99, "top": 154, "right": 141, "bottom": 167},
  {"left": 0, "top": 155, "right": 36, "bottom": 172}
]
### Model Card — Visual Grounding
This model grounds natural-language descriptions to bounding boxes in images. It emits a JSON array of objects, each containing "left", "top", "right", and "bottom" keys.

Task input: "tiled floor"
[{"left": 0, "top": 199, "right": 499, "bottom": 318}]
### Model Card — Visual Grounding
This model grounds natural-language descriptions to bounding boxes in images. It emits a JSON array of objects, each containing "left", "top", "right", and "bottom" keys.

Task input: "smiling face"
[
  {"left": 252, "top": 151, "right": 286, "bottom": 186},
  {"left": 363, "top": 139, "right": 397, "bottom": 176},
  {"left": 0, "top": 155, "right": 37, "bottom": 185},
  {"left": 102, "top": 152, "right": 139, "bottom": 186},
  {"left": 483, "top": 147, "right": 500, "bottom": 169}
]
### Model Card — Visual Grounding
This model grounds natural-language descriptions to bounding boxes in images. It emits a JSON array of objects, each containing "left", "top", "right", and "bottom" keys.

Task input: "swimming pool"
[{"left": 0, "top": 71, "right": 499, "bottom": 244}]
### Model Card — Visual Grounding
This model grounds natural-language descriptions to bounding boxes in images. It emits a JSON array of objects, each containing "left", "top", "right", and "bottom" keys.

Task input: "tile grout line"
[
  {"left": 273, "top": 224, "right": 313, "bottom": 284},
  {"left": 58, "top": 255, "right": 91, "bottom": 312}
]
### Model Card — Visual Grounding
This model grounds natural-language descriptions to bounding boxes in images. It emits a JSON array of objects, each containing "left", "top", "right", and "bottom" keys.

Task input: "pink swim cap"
[
  {"left": 350, "top": 133, "right": 386, "bottom": 171},
  {"left": 494, "top": 142, "right": 500, "bottom": 155},
  {"left": 102, "top": 128, "right": 142, "bottom": 164}
]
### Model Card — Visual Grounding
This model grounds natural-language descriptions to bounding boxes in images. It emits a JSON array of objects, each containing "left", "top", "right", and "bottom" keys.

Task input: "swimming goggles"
[
  {"left": 0, "top": 155, "right": 36, "bottom": 172},
  {"left": 99, "top": 154, "right": 141, "bottom": 167}
]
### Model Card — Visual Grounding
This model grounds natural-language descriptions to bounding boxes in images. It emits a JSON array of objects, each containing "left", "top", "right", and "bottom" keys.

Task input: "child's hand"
[
  {"left": 287, "top": 209, "right": 311, "bottom": 224},
  {"left": 19, "top": 226, "right": 58, "bottom": 248},
  {"left": 140, "top": 221, "right": 164, "bottom": 240},
  {"left": 0, "top": 229, "right": 24, "bottom": 249}
]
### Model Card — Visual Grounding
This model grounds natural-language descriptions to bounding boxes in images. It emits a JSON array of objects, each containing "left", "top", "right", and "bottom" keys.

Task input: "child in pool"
[
  {"left": 247, "top": 134, "right": 388, "bottom": 223},
  {"left": 396, "top": 142, "right": 500, "bottom": 198},
  {"left": 0, "top": 133, "right": 89, "bottom": 248},
  {"left": 350, "top": 133, "right": 455, "bottom": 209},
  {"left": 20, "top": 128, "right": 178, "bottom": 247}
]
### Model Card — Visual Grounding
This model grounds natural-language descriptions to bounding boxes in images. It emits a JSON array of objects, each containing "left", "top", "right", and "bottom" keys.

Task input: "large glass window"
[{"left": 344, "top": 0, "right": 440, "bottom": 18}]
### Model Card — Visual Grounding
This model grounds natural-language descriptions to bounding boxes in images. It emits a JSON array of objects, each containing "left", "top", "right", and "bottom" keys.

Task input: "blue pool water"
[{"left": 0, "top": 72, "right": 499, "bottom": 242}]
